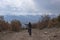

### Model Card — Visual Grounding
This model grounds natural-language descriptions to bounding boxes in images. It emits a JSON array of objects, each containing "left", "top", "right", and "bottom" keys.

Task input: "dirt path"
[
  {"left": 0, "top": 29, "right": 40, "bottom": 40},
  {"left": 0, "top": 28, "right": 60, "bottom": 40}
]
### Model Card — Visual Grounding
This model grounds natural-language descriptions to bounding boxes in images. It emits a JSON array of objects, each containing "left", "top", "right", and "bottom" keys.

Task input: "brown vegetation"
[
  {"left": 0, "top": 15, "right": 60, "bottom": 32},
  {"left": 0, "top": 17, "right": 21, "bottom": 32},
  {"left": 32, "top": 15, "right": 60, "bottom": 29},
  {"left": 11, "top": 20, "right": 21, "bottom": 32}
]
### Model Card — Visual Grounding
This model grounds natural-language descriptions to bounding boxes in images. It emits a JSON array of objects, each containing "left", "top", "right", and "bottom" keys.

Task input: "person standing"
[{"left": 28, "top": 22, "right": 32, "bottom": 36}]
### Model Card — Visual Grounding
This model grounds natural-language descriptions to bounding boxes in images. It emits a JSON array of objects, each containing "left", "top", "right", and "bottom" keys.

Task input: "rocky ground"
[{"left": 0, "top": 27, "right": 60, "bottom": 40}]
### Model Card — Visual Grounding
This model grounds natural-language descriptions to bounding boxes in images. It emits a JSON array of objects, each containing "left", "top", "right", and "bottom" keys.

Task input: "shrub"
[{"left": 11, "top": 19, "right": 21, "bottom": 32}]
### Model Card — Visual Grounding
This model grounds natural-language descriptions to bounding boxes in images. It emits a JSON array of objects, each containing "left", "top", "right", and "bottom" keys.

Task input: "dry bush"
[
  {"left": 4, "top": 22, "right": 12, "bottom": 31},
  {"left": 37, "top": 15, "right": 50, "bottom": 29},
  {"left": 47, "top": 15, "right": 60, "bottom": 28},
  {"left": 0, "top": 20, "right": 6, "bottom": 31},
  {"left": 0, "top": 16, "right": 22, "bottom": 32},
  {"left": 48, "top": 18, "right": 58, "bottom": 28},
  {"left": 57, "top": 15, "right": 60, "bottom": 27},
  {"left": 11, "top": 20, "right": 21, "bottom": 32},
  {"left": 0, "top": 19, "right": 22, "bottom": 32},
  {"left": 31, "top": 15, "right": 60, "bottom": 29},
  {"left": 0, "top": 16, "right": 10, "bottom": 31},
  {"left": 31, "top": 15, "right": 50, "bottom": 29},
  {"left": 38, "top": 15, "right": 60, "bottom": 28},
  {"left": 0, "top": 20, "right": 11, "bottom": 31}
]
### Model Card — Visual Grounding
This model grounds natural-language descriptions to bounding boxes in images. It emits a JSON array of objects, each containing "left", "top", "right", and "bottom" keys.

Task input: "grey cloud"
[
  {"left": 0, "top": 0, "right": 60, "bottom": 15},
  {"left": 34, "top": 0, "right": 60, "bottom": 14}
]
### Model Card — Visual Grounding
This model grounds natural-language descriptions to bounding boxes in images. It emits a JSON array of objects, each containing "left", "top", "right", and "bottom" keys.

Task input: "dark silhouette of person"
[{"left": 28, "top": 22, "right": 32, "bottom": 36}]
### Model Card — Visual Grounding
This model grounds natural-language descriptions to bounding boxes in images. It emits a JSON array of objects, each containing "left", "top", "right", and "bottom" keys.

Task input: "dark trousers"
[{"left": 28, "top": 29, "right": 31, "bottom": 36}]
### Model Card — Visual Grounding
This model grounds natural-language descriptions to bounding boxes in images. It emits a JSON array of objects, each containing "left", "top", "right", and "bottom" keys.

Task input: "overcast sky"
[{"left": 0, "top": 0, "right": 60, "bottom": 15}]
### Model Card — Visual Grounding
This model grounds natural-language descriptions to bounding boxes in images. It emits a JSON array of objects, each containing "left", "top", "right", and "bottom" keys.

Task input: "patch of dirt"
[{"left": 0, "top": 28, "right": 60, "bottom": 40}]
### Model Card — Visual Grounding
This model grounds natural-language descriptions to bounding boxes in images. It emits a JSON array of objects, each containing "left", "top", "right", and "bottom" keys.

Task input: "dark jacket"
[{"left": 28, "top": 22, "right": 32, "bottom": 29}]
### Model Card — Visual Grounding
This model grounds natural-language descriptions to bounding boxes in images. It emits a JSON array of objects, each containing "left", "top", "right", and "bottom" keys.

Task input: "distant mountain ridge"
[
  {"left": 4, "top": 15, "right": 41, "bottom": 24},
  {"left": 4, "top": 15, "right": 57, "bottom": 24}
]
